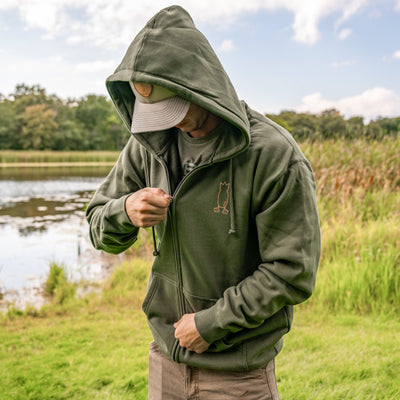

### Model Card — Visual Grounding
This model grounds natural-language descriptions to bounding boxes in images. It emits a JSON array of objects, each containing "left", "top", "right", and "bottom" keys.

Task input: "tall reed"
[{"left": 300, "top": 137, "right": 400, "bottom": 315}]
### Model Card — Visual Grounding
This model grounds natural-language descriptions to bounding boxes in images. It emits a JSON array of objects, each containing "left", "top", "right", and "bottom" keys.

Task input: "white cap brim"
[{"left": 131, "top": 96, "right": 191, "bottom": 133}]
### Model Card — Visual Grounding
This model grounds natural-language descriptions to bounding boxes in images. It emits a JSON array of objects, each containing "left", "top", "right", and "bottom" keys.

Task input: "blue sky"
[{"left": 1, "top": 0, "right": 399, "bottom": 122}]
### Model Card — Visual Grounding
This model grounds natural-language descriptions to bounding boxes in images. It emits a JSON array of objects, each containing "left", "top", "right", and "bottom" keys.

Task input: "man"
[{"left": 86, "top": 5, "right": 321, "bottom": 399}]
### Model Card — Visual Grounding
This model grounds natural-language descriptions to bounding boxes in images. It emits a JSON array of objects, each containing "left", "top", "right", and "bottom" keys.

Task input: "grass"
[
  {"left": 1, "top": 293, "right": 399, "bottom": 399},
  {"left": 0, "top": 150, "right": 119, "bottom": 164},
  {"left": 299, "top": 137, "right": 400, "bottom": 315},
  {"left": 314, "top": 198, "right": 400, "bottom": 314},
  {"left": 277, "top": 307, "right": 400, "bottom": 400},
  {"left": 44, "top": 262, "right": 76, "bottom": 305},
  {"left": 1, "top": 259, "right": 153, "bottom": 400},
  {"left": 1, "top": 309, "right": 151, "bottom": 399}
]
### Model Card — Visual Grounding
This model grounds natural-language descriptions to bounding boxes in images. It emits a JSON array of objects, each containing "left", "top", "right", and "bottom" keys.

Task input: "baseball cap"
[{"left": 130, "top": 82, "right": 191, "bottom": 133}]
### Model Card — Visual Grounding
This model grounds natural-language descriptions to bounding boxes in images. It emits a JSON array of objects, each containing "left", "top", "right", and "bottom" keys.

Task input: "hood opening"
[{"left": 106, "top": 5, "right": 250, "bottom": 158}]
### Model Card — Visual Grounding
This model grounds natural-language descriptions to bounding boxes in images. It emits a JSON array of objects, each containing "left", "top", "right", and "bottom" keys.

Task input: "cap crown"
[{"left": 130, "top": 82, "right": 176, "bottom": 104}]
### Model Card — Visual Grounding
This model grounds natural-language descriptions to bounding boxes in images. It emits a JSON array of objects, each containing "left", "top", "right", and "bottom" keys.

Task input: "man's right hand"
[{"left": 125, "top": 188, "right": 171, "bottom": 228}]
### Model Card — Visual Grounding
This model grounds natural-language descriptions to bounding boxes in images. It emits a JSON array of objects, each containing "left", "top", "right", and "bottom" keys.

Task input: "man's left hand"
[{"left": 174, "top": 313, "right": 210, "bottom": 354}]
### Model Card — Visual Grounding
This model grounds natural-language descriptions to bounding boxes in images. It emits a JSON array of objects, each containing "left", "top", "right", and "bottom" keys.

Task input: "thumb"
[{"left": 173, "top": 318, "right": 182, "bottom": 328}]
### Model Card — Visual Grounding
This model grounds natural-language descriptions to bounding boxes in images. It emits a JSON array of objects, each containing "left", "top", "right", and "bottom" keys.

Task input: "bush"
[{"left": 44, "top": 262, "right": 76, "bottom": 305}]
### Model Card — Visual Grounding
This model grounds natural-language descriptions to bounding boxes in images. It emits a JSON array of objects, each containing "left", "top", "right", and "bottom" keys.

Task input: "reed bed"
[
  {"left": 0, "top": 150, "right": 119, "bottom": 164},
  {"left": 299, "top": 137, "right": 400, "bottom": 315}
]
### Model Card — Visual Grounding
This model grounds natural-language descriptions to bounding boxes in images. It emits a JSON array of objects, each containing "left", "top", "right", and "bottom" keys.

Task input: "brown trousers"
[{"left": 148, "top": 342, "right": 279, "bottom": 400}]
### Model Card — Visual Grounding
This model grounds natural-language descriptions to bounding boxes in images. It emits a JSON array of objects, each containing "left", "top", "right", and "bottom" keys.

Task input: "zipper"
[
  {"left": 155, "top": 155, "right": 186, "bottom": 319},
  {"left": 157, "top": 156, "right": 215, "bottom": 317}
]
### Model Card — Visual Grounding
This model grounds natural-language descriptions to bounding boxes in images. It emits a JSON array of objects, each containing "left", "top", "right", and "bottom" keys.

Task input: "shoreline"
[{"left": 0, "top": 162, "right": 116, "bottom": 167}]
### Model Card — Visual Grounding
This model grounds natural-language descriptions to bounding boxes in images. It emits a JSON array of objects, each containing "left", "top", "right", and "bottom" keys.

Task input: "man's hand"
[
  {"left": 174, "top": 313, "right": 210, "bottom": 354},
  {"left": 125, "top": 188, "right": 171, "bottom": 228}
]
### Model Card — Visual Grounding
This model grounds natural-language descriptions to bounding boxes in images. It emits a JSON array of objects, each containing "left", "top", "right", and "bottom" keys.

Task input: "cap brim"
[{"left": 131, "top": 96, "right": 190, "bottom": 133}]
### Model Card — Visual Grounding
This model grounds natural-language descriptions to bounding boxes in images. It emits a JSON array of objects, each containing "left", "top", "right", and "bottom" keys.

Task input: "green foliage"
[
  {"left": 0, "top": 83, "right": 129, "bottom": 151},
  {"left": 298, "top": 137, "right": 400, "bottom": 315},
  {"left": 44, "top": 262, "right": 76, "bottom": 305},
  {"left": 21, "top": 104, "right": 58, "bottom": 150},
  {"left": 1, "top": 83, "right": 399, "bottom": 151},
  {"left": 267, "top": 108, "right": 400, "bottom": 140}
]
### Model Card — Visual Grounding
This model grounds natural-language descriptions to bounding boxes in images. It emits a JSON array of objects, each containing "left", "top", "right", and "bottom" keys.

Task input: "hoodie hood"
[{"left": 106, "top": 5, "right": 250, "bottom": 159}]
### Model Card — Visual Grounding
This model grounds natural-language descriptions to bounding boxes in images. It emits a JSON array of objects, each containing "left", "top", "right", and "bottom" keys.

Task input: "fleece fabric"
[{"left": 86, "top": 5, "right": 321, "bottom": 371}]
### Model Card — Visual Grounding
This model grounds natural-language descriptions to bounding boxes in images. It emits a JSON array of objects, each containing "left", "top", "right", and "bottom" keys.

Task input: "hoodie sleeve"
[
  {"left": 195, "top": 158, "right": 321, "bottom": 345},
  {"left": 85, "top": 138, "right": 146, "bottom": 254}
]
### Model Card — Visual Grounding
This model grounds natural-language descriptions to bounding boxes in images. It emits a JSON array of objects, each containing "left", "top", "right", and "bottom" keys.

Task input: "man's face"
[{"left": 175, "top": 103, "right": 210, "bottom": 135}]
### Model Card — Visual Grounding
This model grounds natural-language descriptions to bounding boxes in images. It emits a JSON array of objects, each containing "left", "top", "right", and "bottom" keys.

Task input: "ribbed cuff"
[{"left": 194, "top": 307, "right": 227, "bottom": 345}]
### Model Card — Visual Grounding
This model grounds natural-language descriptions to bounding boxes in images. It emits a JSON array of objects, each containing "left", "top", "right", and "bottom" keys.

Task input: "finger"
[
  {"left": 143, "top": 188, "right": 171, "bottom": 208},
  {"left": 136, "top": 202, "right": 169, "bottom": 216},
  {"left": 173, "top": 320, "right": 183, "bottom": 331}
]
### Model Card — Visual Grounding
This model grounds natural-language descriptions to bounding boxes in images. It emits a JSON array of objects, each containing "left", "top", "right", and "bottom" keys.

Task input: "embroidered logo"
[{"left": 214, "top": 182, "right": 230, "bottom": 215}]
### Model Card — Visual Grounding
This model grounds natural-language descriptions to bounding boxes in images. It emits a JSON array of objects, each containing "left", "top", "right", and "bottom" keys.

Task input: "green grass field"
[
  {"left": 1, "top": 138, "right": 400, "bottom": 399},
  {"left": 1, "top": 292, "right": 399, "bottom": 399}
]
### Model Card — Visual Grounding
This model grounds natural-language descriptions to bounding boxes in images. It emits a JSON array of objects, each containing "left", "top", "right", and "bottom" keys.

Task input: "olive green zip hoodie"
[{"left": 86, "top": 5, "right": 321, "bottom": 371}]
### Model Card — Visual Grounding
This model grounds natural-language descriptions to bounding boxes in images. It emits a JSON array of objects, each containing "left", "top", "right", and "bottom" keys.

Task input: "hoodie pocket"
[
  {"left": 183, "top": 290, "right": 217, "bottom": 314},
  {"left": 142, "top": 273, "right": 181, "bottom": 358}
]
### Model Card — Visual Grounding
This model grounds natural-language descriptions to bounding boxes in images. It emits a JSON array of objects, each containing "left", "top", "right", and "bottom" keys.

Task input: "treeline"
[
  {"left": 1, "top": 84, "right": 399, "bottom": 151},
  {"left": 0, "top": 84, "right": 128, "bottom": 151},
  {"left": 267, "top": 109, "right": 400, "bottom": 141}
]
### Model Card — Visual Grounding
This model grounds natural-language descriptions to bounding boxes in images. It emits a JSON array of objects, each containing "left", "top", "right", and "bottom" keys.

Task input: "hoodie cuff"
[
  {"left": 107, "top": 194, "right": 137, "bottom": 232},
  {"left": 195, "top": 307, "right": 227, "bottom": 345}
]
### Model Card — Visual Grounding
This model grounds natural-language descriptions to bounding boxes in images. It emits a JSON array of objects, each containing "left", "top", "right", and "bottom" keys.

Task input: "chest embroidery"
[{"left": 214, "top": 182, "right": 230, "bottom": 215}]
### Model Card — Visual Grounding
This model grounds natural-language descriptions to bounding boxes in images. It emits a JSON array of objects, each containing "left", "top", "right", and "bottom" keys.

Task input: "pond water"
[{"left": 0, "top": 165, "right": 126, "bottom": 309}]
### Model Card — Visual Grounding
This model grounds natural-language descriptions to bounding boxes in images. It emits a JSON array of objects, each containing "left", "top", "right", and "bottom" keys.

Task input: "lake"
[{"left": 0, "top": 165, "right": 126, "bottom": 309}]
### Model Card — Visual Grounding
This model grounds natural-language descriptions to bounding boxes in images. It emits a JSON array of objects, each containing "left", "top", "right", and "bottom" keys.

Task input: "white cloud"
[
  {"left": 75, "top": 60, "right": 116, "bottom": 72},
  {"left": 1, "top": 52, "right": 108, "bottom": 99},
  {"left": 218, "top": 39, "right": 235, "bottom": 53},
  {"left": 0, "top": 0, "right": 17, "bottom": 10},
  {"left": 334, "top": 0, "right": 369, "bottom": 27},
  {"left": 338, "top": 28, "right": 352, "bottom": 40},
  {"left": 0, "top": 0, "right": 378, "bottom": 48},
  {"left": 296, "top": 87, "right": 400, "bottom": 121},
  {"left": 393, "top": 50, "right": 400, "bottom": 59}
]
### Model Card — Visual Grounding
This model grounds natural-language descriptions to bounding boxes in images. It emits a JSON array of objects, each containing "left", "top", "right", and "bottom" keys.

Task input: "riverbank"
[
  {"left": 0, "top": 162, "right": 116, "bottom": 167},
  {"left": 0, "top": 150, "right": 120, "bottom": 165},
  {"left": 1, "top": 259, "right": 399, "bottom": 400}
]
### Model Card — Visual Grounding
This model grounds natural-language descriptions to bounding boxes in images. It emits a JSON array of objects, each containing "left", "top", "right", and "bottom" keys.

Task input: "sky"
[{"left": 1, "top": 0, "right": 400, "bottom": 122}]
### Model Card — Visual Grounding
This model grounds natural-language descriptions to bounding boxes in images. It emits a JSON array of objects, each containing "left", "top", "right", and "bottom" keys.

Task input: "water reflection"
[{"left": 0, "top": 165, "right": 124, "bottom": 309}]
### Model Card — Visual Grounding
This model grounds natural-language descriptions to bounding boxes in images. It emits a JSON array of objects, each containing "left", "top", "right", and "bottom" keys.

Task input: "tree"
[
  {"left": 52, "top": 99, "right": 85, "bottom": 150},
  {"left": 0, "top": 99, "right": 20, "bottom": 149},
  {"left": 375, "top": 117, "right": 400, "bottom": 137},
  {"left": 75, "top": 95, "right": 114, "bottom": 150},
  {"left": 21, "top": 104, "right": 58, "bottom": 150},
  {"left": 318, "top": 109, "right": 346, "bottom": 139},
  {"left": 11, "top": 83, "right": 58, "bottom": 114},
  {"left": 346, "top": 116, "right": 365, "bottom": 139}
]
